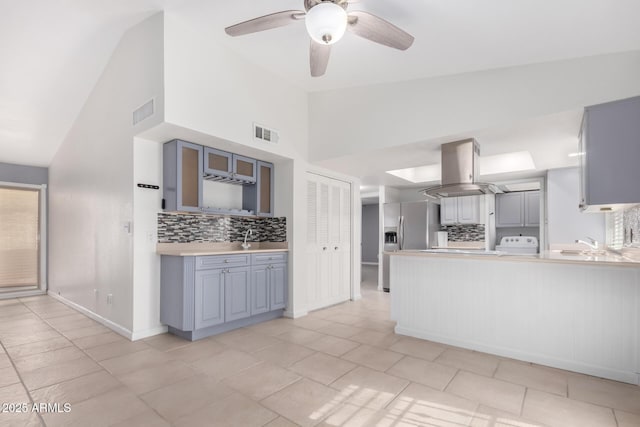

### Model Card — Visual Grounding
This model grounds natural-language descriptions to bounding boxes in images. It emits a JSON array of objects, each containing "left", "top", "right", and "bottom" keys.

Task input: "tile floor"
[{"left": 0, "top": 265, "right": 639, "bottom": 426}]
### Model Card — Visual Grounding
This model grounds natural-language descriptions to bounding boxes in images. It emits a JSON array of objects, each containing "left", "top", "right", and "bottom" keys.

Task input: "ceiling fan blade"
[
  {"left": 225, "top": 10, "right": 305, "bottom": 37},
  {"left": 347, "top": 11, "right": 414, "bottom": 50},
  {"left": 310, "top": 40, "right": 331, "bottom": 77}
]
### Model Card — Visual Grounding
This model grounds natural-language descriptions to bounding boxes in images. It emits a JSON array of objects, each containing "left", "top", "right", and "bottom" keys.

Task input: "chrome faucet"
[
  {"left": 242, "top": 229, "right": 253, "bottom": 250},
  {"left": 575, "top": 236, "right": 599, "bottom": 250}
]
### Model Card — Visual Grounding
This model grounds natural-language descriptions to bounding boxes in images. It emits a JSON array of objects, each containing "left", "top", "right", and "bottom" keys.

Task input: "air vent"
[
  {"left": 253, "top": 123, "right": 279, "bottom": 144},
  {"left": 133, "top": 99, "right": 154, "bottom": 126}
]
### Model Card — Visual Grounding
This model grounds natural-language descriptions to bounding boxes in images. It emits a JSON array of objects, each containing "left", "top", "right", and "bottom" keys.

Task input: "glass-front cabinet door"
[
  {"left": 257, "top": 161, "right": 274, "bottom": 216},
  {"left": 233, "top": 155, "right": 257, "bottom": 183},
  {"left": 204, "top": 147, "right": 233, "bottom": 178}
]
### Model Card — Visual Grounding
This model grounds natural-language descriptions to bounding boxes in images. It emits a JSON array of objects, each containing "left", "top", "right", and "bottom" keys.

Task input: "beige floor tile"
[
  {"left": 72, "top": 331, "right": 127, "bottom": 349},
  {"left": 330, "top": 366, "right": 409, "bottom": 410},
  {"left": 0, "top": 353, "right": 10, "bottom": 369},
  {"left": 4, "top": 336, "right": 72, "bottom": 360},
  {"left": 615, "top": 409, "right": 640, "bottom": 427},
  {"left": 13, "top": 346, "right": 86, "bottom": 373},
  {"left": 0, "top": 315, "right": 45, "bottom": 330},
  {"left": 289, "top": 352, "right": 356, "bottom": 386},
  {"left": 0, "top": 409, "right": 42, "bottom": 426},
  {"left": 277, "top": 328, "right": 327, "bottom": 345},
  {"left": 446, "top": 371, "right": 526, "bottom": 415},
  {"left": 0, "top": 304, "right": 31, "bottom": 319},
  {"left": 110, "top": 409, "right": 171, "bottom": 427},
  {"left": 387, "top": 382, "right": 479, "bottom": 427},
  {"left": 305, "top": 334, "right": 360, "bottom": 357},
  {"left": 495, "top": 360, "right": 567, "bottom": 396},
  {"left": 1, "top": 328, "right": 62, "bottom": 347},
  {"left": 245, "top": 318, "right": 297, "bottom": 336},
  {"left": 317, "top": 403, "right": 388, "bottom": 427},
  {"left": 0, "top": 382, "right": 30, "bottom": 404},
  {"left": 222, "top": 361, "right": 301, "bottom": 400},
  {"left": 353, "top": 318, "right": 396, "bottom": 334},
  {"left": 47, "top": 314, "right": 97, "bottom": 331},
  {"left": 117, "top": 360, "right": 196, "bottom": 395},
  {"left": 253, "top": 341, "right": 315, "bottom": 368},
  {"left": 331, "top": 313, "right": 365, "bottom": 325},
  {"left": 341, "top": 344, "right": 403, "bottom": 372},
  {"left": 522, "top": 389, "right": 617, "bottom": 427},
  {"left": 0, "top": 367, "right": 21, "bottom": 389},
  {"left": 36, "top": 306, "right": 79, "bottom": 319},
  {"left": 388, "top": 337, "right": 447, "bottom": 361},
  {"left": 262, "top": 379, "right": 347, "bottom": 427},
  {"left": 143, "top": 333, "right": 192, "bottom": 352},
  {"left": 471, "top": 404, "right": 547, "bottom": 427},
  {"left": 99, "top": 348, "right": 173, "bottom": 376},
  {"left": 85, "top": 339, "right": 150, "bottom": 362},
  {"left": 191, "top": 348, "right": 261, "bottom": 380},
  {"left": 215, "top": 330, "right": 284, "bottom": 353},
  {"left": 165, "top": 338, "right": 227, "bottom": 363},
  {"left": 292, "top": 317, "right": 334, "bottom": 331},
  {"left": 61, "top": 324, "right": 110, "bottom": 340},
  {"left": 349, "top": 330, "right": 399, "bottom": 348},
  {"left": 264, "top": 416, "right": 301, "bottom": 427},
  {"left": 21, "top": 356, "right": 102, "bottom": 391},
  {"left": 316, "top": 322, "right": 365, "bottom": 339},
  {"left": 387, "top": 355, "right": 458, "bottom": 391},
  {"left": 141, "top": 375, "right": 235, "bottom": 422},
  {"left": 568, "top": 375, "right": 640, "bottom": 414},
  {"left": 435, "top": 348, "right": 500, "bottom": 377},
  {"left": 31, "top": 370, "right": 121, "bottom": 405},
  {"left": 174, "top": 393, "right": 278, "bottom": 427},
  {"left": 41, "top": 386, "right": 149, "bottom": 427}
]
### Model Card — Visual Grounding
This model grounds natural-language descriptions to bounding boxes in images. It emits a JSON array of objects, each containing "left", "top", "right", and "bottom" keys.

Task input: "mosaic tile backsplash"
[
  {"left": 440, "top": 224, "right": 485, "bottom": 242},
  {"left": 623, "top": 204, "right": 640, "bottom": 245},
  {"left": 158, "top": 213, "right": 286, "bottom": 243}
]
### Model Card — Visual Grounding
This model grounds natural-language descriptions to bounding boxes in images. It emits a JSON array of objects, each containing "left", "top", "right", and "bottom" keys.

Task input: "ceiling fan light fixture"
[{"left": 305, "top": 2, "right": 347, "bottom": 45}]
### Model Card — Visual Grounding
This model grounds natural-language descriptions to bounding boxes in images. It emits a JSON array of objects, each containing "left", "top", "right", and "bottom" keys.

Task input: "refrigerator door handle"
[{"left": 398, "top": 216, "right": 404, "bottom": 250}]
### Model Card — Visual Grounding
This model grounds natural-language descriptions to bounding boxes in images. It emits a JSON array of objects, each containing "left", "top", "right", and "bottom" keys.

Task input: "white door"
[{"left": 306, "top": 173, "right": 352, "bottom": 311}]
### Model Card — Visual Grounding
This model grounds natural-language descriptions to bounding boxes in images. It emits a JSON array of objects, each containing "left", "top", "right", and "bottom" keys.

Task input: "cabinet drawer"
[
  {"left": 251, "top": 252, "right": 288, "bottom": 265},
  {"left": 196, "top": 254, "right": 250, "bottom": 270}
]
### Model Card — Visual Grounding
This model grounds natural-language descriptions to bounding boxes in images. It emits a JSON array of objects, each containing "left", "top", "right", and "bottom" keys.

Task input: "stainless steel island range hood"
[{"left": 420, "top": 139, "right": 498, "bottom": 198}]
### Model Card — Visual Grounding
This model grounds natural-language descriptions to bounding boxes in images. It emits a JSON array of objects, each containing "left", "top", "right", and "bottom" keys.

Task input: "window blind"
[
  {"left": 606, "top": 211, "right": 624, "bottom": 250},
  {"left": 0, "top": 186, "right": 40, "bottom": 288}
]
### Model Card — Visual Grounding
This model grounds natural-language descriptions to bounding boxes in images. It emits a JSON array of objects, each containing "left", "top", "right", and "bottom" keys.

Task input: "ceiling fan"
[{"left": 224, "top": 0, "right": 414, "bottom": 77}]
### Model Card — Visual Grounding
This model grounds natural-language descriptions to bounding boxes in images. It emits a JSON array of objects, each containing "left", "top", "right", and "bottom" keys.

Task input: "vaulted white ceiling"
[{"left": 1, "top": 0, "right": 640, "bottom": 169}]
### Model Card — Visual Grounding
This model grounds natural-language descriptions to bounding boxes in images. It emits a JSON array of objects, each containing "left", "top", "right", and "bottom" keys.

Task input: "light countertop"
[
  {"left": 157, "top": 242, "right": 288, "bottom": 256},
  {"left": 386, "top": 248, "right": 640, "bottom": 267}
]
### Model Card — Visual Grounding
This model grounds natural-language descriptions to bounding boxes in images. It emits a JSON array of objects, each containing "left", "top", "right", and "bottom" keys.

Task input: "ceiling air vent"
[
  {"left": 253, "top": 123, "right": 279, "bottom": 144},
  {"left": 133, "top": 99, "right": 154, "bottom": 126}
]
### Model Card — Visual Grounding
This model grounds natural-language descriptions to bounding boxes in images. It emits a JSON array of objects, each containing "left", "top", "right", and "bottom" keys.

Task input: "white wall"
[
  {"left": 163, "top": 14, "right": 309, "bottom": 162},
  {"left": 547, "top": 167, "right": 605, "bottom": 245},
  {"left": 309, "top": 51, "right": 640, "bottom": 162},
  {"left": 48, "top": 13, "right": 164, "bottom": 335}
]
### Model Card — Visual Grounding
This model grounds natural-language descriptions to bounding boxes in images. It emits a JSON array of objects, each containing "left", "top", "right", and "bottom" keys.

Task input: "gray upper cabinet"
[
  {"left": 203, "top": 147, "right": 233, "bottom": 178},
  {"left": 233, "top": 155, "right": 257, "bottom": 183},
  {"left": 524, "top": 191, "right": 540, "bottom": 226},
  {"left": 580, "top": 96, "right": 640, "bottom": 211},
  {"left": 163, "top": 140, "right": 203, "bottom": 212},
  {"left": 194, "top": 269, "right": 224, "bottom": 329},
  {"left": 496, "top": 191, "right": 539, "bottom": 227},
  {"left": 243, "top": 161, "right": 275, "bottom": 217}
]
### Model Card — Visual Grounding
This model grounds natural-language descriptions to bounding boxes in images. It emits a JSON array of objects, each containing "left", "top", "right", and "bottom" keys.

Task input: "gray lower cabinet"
[
  {"left": 161, "top": 252, "right": 287, "bottom": 341},
  {"left": 194, "top": 269, "right": 224, "bottom": 329}
]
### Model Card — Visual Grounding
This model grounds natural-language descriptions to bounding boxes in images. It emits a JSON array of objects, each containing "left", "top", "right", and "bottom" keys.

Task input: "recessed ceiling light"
[{"left": 386, "top": 151, "right": 536, "bottom": 184}]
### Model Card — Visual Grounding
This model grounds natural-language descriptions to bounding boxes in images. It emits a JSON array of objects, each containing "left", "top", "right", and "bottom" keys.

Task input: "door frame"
[{"left": 0, "top": 181, "right": 47, "bottom": 299}]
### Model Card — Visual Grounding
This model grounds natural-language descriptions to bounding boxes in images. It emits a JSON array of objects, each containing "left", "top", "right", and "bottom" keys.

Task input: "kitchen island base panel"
[
  {"left": 390, "top": 255, "right": 640, "bottom": 385},
  {"left": 168, "top": 309, "right": 284, "bottom": 341}
]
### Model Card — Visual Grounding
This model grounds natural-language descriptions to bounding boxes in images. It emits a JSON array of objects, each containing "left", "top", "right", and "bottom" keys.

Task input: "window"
[
  {"left": 0, "top": 183, "right": 46, "bottom": 294},
  {"left": 606, "top": 210, "right": 624, "bottom": 250}
]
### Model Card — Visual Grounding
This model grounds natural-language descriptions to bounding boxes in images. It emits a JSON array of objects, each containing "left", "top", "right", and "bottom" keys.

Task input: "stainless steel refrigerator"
[{"left": 382, "top": 201, "right": 440, "bottom": 291}]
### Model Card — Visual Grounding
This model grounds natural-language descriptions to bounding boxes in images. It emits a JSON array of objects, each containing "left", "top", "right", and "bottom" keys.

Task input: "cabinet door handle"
[
  {"left": 323, "top": 247, "right": 327, "bottom": 251},
  {"left": 334, "top": 246, "right": 339, "bottom": 250},
  {"left": 224, "top": 259, "right": 229, "bottom": 263}
]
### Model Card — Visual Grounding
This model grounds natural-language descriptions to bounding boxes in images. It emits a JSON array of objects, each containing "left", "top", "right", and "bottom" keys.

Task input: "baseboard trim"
[
  {"left": 47, "top": 292, "right": 134, "bottom": 340},
  {"left": 131, "top": 325, "right": 168, "bottom": 341},
  {"left": 283, "top": 309, "right": 308, "bottom": 319}
]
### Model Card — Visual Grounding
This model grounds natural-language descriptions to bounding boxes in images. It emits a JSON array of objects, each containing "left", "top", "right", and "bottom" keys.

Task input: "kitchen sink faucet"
[
  {"left": 242, "top": 229, "right": 253, "bottom": 250},
  {"left": 575, "top": 236, "right": 599, "bottom": 250}
]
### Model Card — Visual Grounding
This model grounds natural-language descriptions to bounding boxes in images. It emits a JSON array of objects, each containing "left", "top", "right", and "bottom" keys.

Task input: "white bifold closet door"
[{"left": 306, "top": 173, "right": 351, "bottom": 311}]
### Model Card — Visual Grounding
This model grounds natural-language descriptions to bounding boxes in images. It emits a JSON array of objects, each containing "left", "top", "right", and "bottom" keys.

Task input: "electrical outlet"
[{"left": 107, "top": 294, "right": 113, "bottom": 305}]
